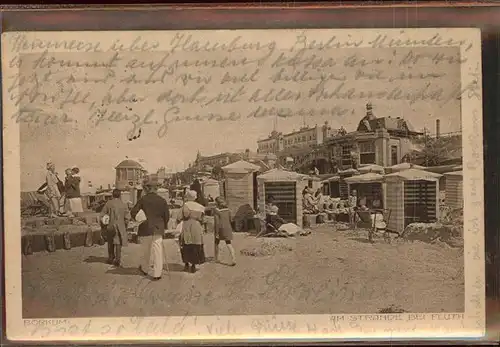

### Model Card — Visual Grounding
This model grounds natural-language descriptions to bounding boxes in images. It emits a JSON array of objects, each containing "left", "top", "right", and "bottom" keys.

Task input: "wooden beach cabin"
[
  {"left": 257, "top": 169, "right": 309, "bottom": 227},
  {"left": 338, "top": 168, "right": 359, "bottom": 199},
  {"left": 345, "top": 172, "right": 385, "bottom": 209},
  {"left": 321, "top": 175, "right": 341, "bottom": 198},
  {"left": 221, "top": 160, "right": 260, "bottom": 217},
  {"left": 202, "top": 178, "right": 221, "bottom": 200},
  {"left": 384, "top": 168, "right": 442, "bottom": 234},
  {"left": 319, "top": 174, "right": 340, "bottom": 197},
  {"left": 444, "top": 171, "right": 463, "bottom": 209}
]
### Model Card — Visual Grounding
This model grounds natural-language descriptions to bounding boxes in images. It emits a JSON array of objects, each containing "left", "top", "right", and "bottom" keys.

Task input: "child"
[{"left": 213, "top": 197, "right": 236, "bottom": 266}]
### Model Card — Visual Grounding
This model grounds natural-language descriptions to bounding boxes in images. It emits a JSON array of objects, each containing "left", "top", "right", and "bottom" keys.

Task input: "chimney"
[
  {"left": 366, "top": 102, "right": 375, "bottom": 120},
  {"left": 436, "top": 119, "right": 441, "bottom": 138}
]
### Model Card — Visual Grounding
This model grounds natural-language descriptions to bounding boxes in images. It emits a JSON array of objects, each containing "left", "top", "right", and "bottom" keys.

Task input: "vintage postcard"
[{"left": 3, "top": 28, "right": 485, "bottom": 341}]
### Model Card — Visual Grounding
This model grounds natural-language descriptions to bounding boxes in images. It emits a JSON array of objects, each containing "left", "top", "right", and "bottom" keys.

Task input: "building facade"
[
  {"left": 256, "top": 130, "right": 283, "bottom": 155},
  {"left": 325, "top": 103, "right": 422, "bottom": 171},
  {"left": 193, "top": 151, "right": 242, "bottom": 168},
  {"left": 257, "top": 122, "right": 338, "bottom": 155}
]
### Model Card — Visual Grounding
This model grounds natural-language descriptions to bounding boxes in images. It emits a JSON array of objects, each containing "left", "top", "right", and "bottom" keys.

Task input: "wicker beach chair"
[
  {"left": 356, "top": 209, "right": 392, "bottom": 243},
  {"left": 21, "top": 192, "right": 50, "bottom": 217}
]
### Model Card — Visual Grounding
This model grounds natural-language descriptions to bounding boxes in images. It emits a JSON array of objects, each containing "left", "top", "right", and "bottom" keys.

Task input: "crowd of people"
[
  {"left": 38, "top": 162, "right": 83, "bottom": 218},
  {"left": 99, "top": 175, "right": 236, "bottom": 281},
  {"left": 303, "top": 187, "right": 382, "bottom": 212}
]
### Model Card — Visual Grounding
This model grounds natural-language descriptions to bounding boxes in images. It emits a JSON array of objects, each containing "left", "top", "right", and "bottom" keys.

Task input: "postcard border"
[{"left": 2, "top": 27, "right": 485, "bottom": 341}]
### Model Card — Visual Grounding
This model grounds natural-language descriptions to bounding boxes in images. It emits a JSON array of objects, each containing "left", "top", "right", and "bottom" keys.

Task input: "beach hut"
[
  {"left": 384, "top": 168, "right": 442, "bottom": 234},
  {"left": 444, "top": 171, "right": 463, "bottom": 208},
  {"left": 221, "top": 160, "right": 260, "bottom": 217},
  {"left": 322, "top": 175, "right": 341, "bottom": 198},
  {"left": 345, "top": 172, "right": 385, "bottom": 208},
  {"left": 338, "top": 168, "right": 359, "bottom": 198},
  {"left": 257, "top": 169, "right": 309, "bottom": 227},
  {"left": 202, "top": 178, "right": 221, "bottom": 200},
  {"left": 319, "top": 174, "right": 340, "bottom": 197}
]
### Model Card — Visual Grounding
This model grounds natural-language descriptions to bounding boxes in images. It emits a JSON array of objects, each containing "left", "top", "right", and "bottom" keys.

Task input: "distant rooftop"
[{"left": 115, "top": 159, "right": 144, "bottom": 169}]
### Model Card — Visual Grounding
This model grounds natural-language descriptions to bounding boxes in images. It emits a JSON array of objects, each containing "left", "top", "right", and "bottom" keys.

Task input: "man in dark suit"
[{"left": 131, "top": 174, "right": 170, "bottom": 281}]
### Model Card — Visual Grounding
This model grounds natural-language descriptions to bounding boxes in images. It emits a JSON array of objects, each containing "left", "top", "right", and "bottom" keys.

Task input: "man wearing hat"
[{"left": 130, "top": 174, "right": 170, "bottom": 281}]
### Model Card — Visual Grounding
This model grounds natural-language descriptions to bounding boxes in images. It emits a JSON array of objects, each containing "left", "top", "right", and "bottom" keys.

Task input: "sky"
[{"left": 17, "top": 45, "right": 462, "bottom": 191}]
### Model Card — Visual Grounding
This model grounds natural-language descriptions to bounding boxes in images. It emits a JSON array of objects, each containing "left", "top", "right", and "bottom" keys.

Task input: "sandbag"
[
  {"left": 84, "top": 228, "right": 93, "bottom": 247},
  {"left": 22, "top": 235, "right": 33, "bottom": 255},
  {"left": 63, "top": 231, "right": 71, "bottom": 250},
  {"left": 45, "top": 233, "right": 56, "bottom": 252}
]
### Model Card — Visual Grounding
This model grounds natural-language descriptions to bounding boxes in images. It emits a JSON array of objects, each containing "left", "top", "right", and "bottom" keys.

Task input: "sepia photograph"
[{"left": 3, "top": 28, "right": 484, "bottom": 341}]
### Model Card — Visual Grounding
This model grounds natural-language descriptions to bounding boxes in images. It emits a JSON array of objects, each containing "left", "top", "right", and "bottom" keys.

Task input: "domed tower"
[{"left": 115, "top": 159, "right": 146, "bottom": 190}]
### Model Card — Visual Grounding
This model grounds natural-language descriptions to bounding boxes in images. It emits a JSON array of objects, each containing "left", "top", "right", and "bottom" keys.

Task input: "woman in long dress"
[
  {"left": 67, "top": 167, "right": 84, "bottom": 216},
  {"left": 179, "top": 190, "right": 206, "bottom": 273}
]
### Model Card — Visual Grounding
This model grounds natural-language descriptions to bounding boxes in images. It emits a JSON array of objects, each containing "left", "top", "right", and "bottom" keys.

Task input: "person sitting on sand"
[
  {"left": 267, "top": 205, "right": 287, "bottom": 230},
  {"left": 267, "top": 204, "right": 310, "bottom": 237}
]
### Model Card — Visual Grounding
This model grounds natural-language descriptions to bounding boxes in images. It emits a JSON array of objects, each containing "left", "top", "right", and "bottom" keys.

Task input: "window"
[
  {"left": 341, "top": 143, "right": 353, "bottom": 168},
  {"left": 118, "top": 169, "right": 126, "bottom": 180},
  {"left": 359, "top": 141, "right": 376, "bottom": 164},
  {"left": 334, "top": 146, "right": 342, "bottom": 157},
  {"left": 391, "top": 145, "right": 398, "bottom": 165},
  {"left": 126, "top": 168, "right": 135, "bottom": 180}
]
